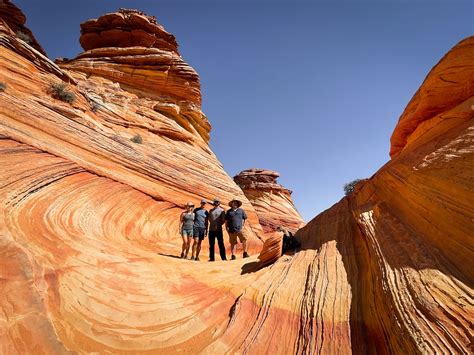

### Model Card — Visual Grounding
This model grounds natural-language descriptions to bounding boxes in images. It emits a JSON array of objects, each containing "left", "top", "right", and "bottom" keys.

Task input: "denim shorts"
[
  {"left": 193, "top": 227, "right": 206, "bottom": 241},
  {"left": 181, "top": 228, "right": 193, "bottom": 237}
]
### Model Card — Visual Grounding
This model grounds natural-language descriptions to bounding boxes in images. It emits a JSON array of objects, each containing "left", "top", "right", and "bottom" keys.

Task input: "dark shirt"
[
  {"left": 208, "top": 206, "right": 225, "bottom": 231},
  {"left": 225, "top": 208, "right": 247, "bottom": 233},
  {"left": 193, "top": 207, "right": 208, "bottom": 229}
]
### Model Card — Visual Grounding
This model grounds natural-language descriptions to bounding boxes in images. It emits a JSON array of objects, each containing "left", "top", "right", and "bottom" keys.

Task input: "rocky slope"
[
  {"left": 291, "top": 36, "right": 474, "bottom": 353},
  {"left": 234, "top": 168, "right": 305, "bottom": 234},
  {"left": 0, "top": 2, "right": 473, "bottom": 354}
]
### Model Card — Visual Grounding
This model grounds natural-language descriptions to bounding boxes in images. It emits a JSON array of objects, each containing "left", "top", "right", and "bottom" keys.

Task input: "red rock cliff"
[
  {"left": 290, "top": 36, "right": 474, "bottom": 353},
  {"left": 0, "top": 2, "right": 472, "bottom": 353},
  {"left": 0, "top": 6, "right": 267, "bottom": 353}
]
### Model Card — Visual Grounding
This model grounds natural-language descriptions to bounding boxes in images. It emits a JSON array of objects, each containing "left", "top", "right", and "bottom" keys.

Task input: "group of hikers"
[
  {"left": 179, "top": 197, "right": 301, "bottom": 261},
  {"left": 179, "top": 197, "right": 249, "bottom": 261}
]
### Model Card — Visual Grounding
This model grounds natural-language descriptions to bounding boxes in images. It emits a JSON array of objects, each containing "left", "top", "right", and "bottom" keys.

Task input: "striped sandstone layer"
[
  {"left": 1, "top": 2, "right": 473, "bottom": 354},
  {"left": 234, "top": 168, "right": 305, "bottom": 234}
]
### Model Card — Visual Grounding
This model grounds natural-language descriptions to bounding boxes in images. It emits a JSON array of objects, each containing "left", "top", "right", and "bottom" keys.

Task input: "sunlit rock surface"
[
  {"left": 234, "top": 169, "right": 305, "bottom": 268},
  {"left": 293, "top": 36, "right": 474, "bottom": 353},
  {"left": 0, "top": 2, "right": 473, "bottom": 353},
  {"left": 0, "top": 0, "right": 45, "bottom": 55},
  {"left": 234, "top": 168, "right": 305, "bottom": 234}
]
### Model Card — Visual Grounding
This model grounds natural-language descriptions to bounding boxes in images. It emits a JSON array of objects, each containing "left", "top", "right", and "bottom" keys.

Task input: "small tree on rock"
[{"left": 344, "top": 179, "right": 363, "bottom": 196}]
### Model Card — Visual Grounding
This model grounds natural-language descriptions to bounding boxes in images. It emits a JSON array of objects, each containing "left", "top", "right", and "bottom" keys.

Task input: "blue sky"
[{"left": 16, "top": 0, "right": 473, "bottom": 221}]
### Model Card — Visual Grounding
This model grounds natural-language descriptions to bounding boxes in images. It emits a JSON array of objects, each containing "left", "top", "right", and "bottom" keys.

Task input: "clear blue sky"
[{"left": 16, "top": 0, "right": 473, "bottom": 221}]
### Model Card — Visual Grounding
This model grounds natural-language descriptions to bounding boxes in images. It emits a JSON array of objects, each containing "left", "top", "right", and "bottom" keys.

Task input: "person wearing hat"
[
  {"left": 191, "top": 199, "right": 209, "bottom": 261},
  {"left": 225, "top": 198, "right": 249, "bottom": 260},
  {"left": 208, "top": 198, "right": 227, "bottom": 261},
  {"left": 179, "top": 202, "right": 195, "bottom": 258}
]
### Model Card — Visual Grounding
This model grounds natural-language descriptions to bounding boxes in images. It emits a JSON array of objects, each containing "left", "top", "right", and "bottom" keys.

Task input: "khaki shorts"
[{"left": 228, "top": 230, "right": 247, "bottom": 244}]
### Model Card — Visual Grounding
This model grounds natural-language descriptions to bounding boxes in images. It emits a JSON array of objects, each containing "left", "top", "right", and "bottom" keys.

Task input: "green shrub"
[
  {"left": 16, "top": 31, "right": 32, "bottom": 44},
  {"left": 49, "top": 83, "right": 75, "bottom": 104},
  {"left": 344, "top": 179, "right": 363, "bottom": 196},
  {"left": 0, "top": 82, "right": 6, "bottom": 92},
  {"left": 131, "top": 134, "right": 143, "bottom": 144}
]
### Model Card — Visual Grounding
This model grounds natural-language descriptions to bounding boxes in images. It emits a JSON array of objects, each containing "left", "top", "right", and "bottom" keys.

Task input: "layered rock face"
[
  {"left": 235, "top": 169, "right": 305, "bottom": 267},
  {"left": 0, "top": 0, "right": 45, "bottom": 55},
  {"left": 1, "top": 1, "right": 473, "bottom": 353},
  {"left": 234, "top": 169, "right": 305, "bottom": 234},
  {"left": 290, "top": 36, "right": 474, "bottom": 353}
]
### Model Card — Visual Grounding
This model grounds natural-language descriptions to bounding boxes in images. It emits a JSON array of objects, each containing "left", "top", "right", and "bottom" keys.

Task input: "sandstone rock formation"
[
  {"left": 0, "top": 0, "right": 45, "bottom": 55},
  {"left": 234, "top": 168, "right": 305, "bottom": 234},
  {"left": 291, "top": 36, "right": 474, "bottom": 353},
  {"left": 1, "top": 1, "right": 473, "bottom": 353},
  {"left": 235, "top": 169, "right": 305, "bottom": 267}
]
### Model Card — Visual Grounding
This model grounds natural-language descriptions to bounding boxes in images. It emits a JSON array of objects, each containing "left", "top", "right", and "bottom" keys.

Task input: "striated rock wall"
[
  {"left": 234, "top": 168, "right": 305, "bottom": 234},
  {"left": 291, "top": 36, "right": 474, "bottom": 353},
  {"left": 0, "top": 1, "right": 472, "bottom": 353},
  {"left": 0, "top": 7, "right": 267, "bottom": 352},
  {"left": 0, "top": 0, "right": 45, "bottom": 55}
]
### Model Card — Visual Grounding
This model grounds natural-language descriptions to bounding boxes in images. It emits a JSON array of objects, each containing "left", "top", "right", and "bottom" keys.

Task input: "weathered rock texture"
[
  {"left": 0, "top": 0, "right": 45, "bottom": 55},
  {"left": 234, "top": 168, "right": 305, "bottom": 234},
  {"left": 291, "top": 36, "right": 474, "bottom": 353},
  {"left": 1, "top": 2, "right": 473, "bottom": 353}
]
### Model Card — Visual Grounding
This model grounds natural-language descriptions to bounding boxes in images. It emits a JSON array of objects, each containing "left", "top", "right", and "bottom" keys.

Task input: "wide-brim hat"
[
  {"left": 185, "top": 201, "right": 195, "bottom": 207},
  {"left": 212, "top": 198, "right": 220, "bottom": 205},
  {"left": 228, "top": 197, "right": 242, "bottom": 207}
]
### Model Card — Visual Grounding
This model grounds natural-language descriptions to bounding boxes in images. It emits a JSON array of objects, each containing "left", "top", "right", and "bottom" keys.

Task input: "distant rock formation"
[
  {"left": 0, "top": 0, "right": 45, "bottom": 55},
  {"left": 234, "top": 168, "right": 305, "bottom": 234},
  {"left": 0, "top": 1, "right": 472, "bottom": 353}
]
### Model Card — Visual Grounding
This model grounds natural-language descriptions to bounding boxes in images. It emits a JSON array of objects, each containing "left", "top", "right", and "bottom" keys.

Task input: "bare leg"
[
  {"left": 196, "top": 240, "right": 202, "bottom": 259},
  {"left": 230, "top": 243, "right": 236, "bottom": 257},
  {"left": 191, "top": 238, "right": 198, "bottom": 259},
  {"left": 242, "top": 240, "right": 247, "bottom": 253},
  {"left": 181, "top": 235, "right": 187, "bottom": 257},
  {"left": 185, "top": 236, "right": 192, "bottom": 257}
]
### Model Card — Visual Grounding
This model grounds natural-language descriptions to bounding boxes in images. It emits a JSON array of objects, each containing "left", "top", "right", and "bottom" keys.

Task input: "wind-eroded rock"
[
  {"left": 291, "top": 37, "right": 474, "bottom": 353},
  {"left": 234, "top": 169, "right": 304, "bottom": 267},
  {"left": 234, "top": 168, "right": 305, "bottom": 234},
  {"left": 390, "top": 37, "right": 474, "bottom": 157},
  {"left": 0, "top": 0, "right": 45, "bottom": 55},
  {"left": 0, "top": 1, "right": 472, "bottom": 353},
  {"left": 62, "top": 8, "right": 209, "bottom": 143}
]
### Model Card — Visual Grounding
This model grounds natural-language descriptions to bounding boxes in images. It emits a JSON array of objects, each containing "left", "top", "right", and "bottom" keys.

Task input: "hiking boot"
[
  {"left": 231, "top": 255, "right": 236, "bottom": 260},
  {"left": 180, "top": 252, "right": 185, "bottom": 258},
  {"left": 243, "top": 252, "right": 250, "bottom": 258},
  {"left": 209, "top": 258, "right": 215, "bottom": 262},
  {"left": 195, "top": 257, "right": 200, "bottom": 261}
]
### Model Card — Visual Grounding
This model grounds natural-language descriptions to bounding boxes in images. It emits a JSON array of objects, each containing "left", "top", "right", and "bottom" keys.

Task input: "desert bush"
[
  {"left": 91, "top": 102, "right": 100, "bottom": 112},
  {"left": 344, "top": 179, "right": 363, "bottom": 196},
  {"left": 49, "top": 83, "right": 75, "bottom": 104},
  {"left": 0, "top": 82, "right": 6, "bottom": 92},
  {"left": 16, "top": 31, "right": 32, "bottom": 44},
  {"left": 131, "top": 134, "right": 143, "bottom": 144}
]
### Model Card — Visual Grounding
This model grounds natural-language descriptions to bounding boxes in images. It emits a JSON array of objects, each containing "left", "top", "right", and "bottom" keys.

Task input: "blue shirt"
[
  {"left": 225, "top": 208, "right": 247, "bottom": 233},
  {"left": 193, "top": 207, "right": 208, "bottom": 229}
]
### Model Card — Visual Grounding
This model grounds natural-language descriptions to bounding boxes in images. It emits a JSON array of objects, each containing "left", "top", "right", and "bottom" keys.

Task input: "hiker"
[
  {"left": 179, "top": 202, "right": 195, "bottom": 259},
  {"left": 208, "top": 198, "right": 227, "bottom": 261},
  {"left": 225, "top": 197, "right": 249, "bottom": 260},
  {"left": 277, "top": 226, "right": 301, "bottom": 255},
  {"left": 192, "top": 199, "right": 209, "bottom": 261}
]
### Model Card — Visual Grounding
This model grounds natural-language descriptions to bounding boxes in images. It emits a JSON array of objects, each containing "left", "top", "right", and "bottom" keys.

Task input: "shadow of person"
[
  {"left": 157, "top": 252, "right": 182, "bottom": 259},
  {"left": 240, "top": 261, "right": 260, "bottom": 275}
]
